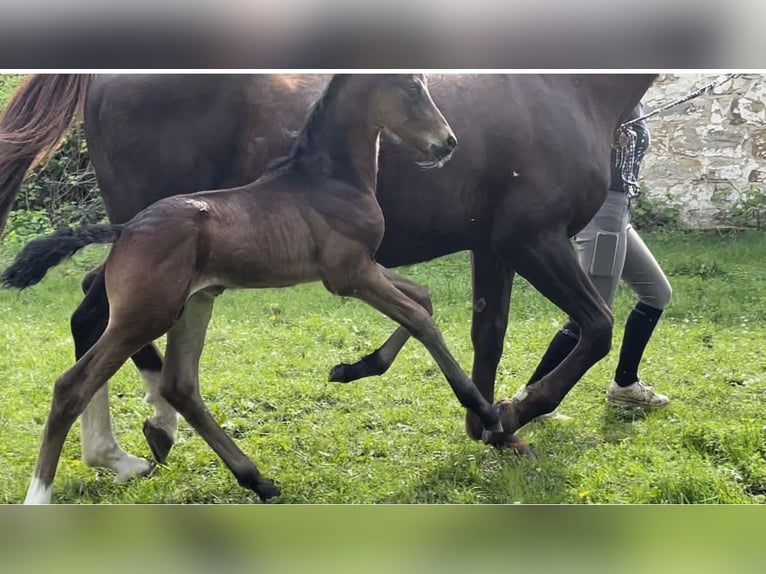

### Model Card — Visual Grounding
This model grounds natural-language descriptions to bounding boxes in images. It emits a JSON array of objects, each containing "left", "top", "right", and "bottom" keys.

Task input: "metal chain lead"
[{"left": 620, "top": 73, "right": 740, "bottom": 129}]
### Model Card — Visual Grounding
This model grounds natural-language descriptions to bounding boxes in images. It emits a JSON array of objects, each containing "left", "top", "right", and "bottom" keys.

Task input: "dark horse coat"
[{"left": 0, "top": 74, "right": 655, "bottom": 458}]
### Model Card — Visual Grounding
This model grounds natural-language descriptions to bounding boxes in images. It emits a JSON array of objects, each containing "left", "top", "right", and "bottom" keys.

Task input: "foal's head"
[{"left": 371, "top": 74, "right": 457, "bottom": 168}]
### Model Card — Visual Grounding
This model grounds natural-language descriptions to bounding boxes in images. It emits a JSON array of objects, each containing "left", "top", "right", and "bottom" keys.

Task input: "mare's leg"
[
  {"left": 464, "top": 251, "right": 515, "bottom": 441},
  {"left": 337, "top": 262, "right": 502, "bottom": 433},
  {"left": 489, "top": 231, "right": 613, "bottom": 440},
  {"left": 25, "top": 329, "right": 148, "bottom": 504},
  {"left": 157, "top": 290, "right": 280, "bottom": 501},
  {"left": 73, "top": 267, "right": 154, "bottom": 481},
  {"left": 73, "top": 267, "right": 178, "bottom": 468},
  {"left": 328, "top": 267, "right": 432, "bottom": 383}
]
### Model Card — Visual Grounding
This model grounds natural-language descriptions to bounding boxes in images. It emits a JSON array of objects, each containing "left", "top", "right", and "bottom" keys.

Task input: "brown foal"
[{"left": 6, "top": 74, "right": 504, "bottom": 503}]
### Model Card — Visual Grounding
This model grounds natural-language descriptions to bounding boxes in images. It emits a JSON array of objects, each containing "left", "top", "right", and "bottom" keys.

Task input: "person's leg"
[{"left": 605, "top": 224, "right": 672, "bottom": 407}]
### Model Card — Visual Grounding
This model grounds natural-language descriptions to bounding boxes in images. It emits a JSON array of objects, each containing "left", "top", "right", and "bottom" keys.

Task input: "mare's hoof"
[
  {"left": 503, "top": 435, "right": 535, "bottom": 457},
  {"left": 482, "top": 430, "right": 535, "bottom": 456},
  {"left": 328, "top": 363, "right": 354, "bottom": 383},
  {"left": 143, "top": 419, "right": 174, "bottom": 464},
  {"left": 481, "top": 398, "right": 534, "bottom": 456}
]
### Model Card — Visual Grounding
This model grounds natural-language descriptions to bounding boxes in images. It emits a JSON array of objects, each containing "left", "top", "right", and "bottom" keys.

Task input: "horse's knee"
[{"left": 471, "top": 316, "right": 506, "bottom": 362}]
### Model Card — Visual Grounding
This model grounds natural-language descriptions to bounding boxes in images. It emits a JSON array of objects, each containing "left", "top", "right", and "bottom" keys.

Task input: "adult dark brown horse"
[
  {"left": 0, "top": 74, "right": 655, "bottom": 482},
  {"left": 5, "top": 73, "right": 490, "bottom": 504}
]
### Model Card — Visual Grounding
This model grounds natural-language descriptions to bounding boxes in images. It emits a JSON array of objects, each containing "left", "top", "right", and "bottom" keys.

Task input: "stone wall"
[{"left": 641, "top": 73, "right": 766, "bottom": 227}]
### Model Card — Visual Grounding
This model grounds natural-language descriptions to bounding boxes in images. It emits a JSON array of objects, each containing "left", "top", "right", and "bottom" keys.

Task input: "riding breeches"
[{"left": 574, "top": 190, "right": 672, "bottom": 310}]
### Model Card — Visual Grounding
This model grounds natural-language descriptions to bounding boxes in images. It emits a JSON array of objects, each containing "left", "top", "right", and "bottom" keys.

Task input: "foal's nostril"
[{"left": 446, "top": 134, "right": 458, "bottom": 150}]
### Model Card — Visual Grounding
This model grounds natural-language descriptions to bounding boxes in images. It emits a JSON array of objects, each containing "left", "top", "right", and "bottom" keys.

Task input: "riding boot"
[
  {"left": 614, "top": 302, "right": 663, "bottom": 386},
  {"left": 527, "top": 320, "right": 580, "bottom": 385}
]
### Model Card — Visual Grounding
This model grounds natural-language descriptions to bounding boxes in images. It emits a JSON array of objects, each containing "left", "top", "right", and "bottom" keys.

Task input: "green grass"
[{"left": 1, "top": 230, "right": 765, "bottom": 504}]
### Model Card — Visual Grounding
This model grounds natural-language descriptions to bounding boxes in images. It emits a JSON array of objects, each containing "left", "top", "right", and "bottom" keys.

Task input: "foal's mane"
[{"left": 265, "top": 75, "right": 354, "bottom": 174}]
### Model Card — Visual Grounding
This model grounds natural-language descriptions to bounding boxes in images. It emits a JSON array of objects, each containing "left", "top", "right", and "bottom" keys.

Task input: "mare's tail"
[{"left": 0, "top": 74, "right": 95, "bottom": 237}]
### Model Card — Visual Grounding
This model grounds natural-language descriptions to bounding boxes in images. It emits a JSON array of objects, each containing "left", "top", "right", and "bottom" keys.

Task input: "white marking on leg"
[
  {"left": 141, "top": 370, "right": 178, "bottom": 441},
  {"left": 24, "top": 475, "right": 52, "bottom": 505},
  {"left": 81, "top": 384, "right": 153, "bottom": 482}
]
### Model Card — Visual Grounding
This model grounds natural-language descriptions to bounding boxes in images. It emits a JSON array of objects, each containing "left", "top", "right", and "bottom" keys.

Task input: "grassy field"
[{"left": 1, "top": 230, "right": 765, "bottom": 504}]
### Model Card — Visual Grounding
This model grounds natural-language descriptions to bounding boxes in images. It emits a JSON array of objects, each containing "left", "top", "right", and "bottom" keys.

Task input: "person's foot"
[{"left": 606, "top": 380, "right": 670, "bottom": 408}]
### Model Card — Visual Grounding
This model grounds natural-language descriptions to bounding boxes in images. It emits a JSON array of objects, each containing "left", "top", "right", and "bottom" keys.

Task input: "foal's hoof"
[
  {"left": 328, "top": 363, "right": 356, "bottom": 383},
  {"left": 240, "top": 475, "right": 282, "bottom": 502},
  {"left": 143, "top": 419, "right": 174, "bottom": 464},
  {"left": 257, "top": 480, "right": 282, "bottom": 502},
  {"left": 329, "top": 353, "right": 384, "bottom": 383}
]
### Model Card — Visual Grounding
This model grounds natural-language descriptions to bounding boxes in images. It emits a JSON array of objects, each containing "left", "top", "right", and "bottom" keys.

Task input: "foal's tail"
[
  {"left": 0, "top": 74, "right": 95, "bottom": 237},
  {"left": 1, "top": 225, "right": 122, "bottom": 289}
]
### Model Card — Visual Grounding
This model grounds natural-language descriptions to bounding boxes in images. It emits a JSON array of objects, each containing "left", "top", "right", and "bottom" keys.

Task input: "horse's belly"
[{"left": 196, "top": 247, "right": 321, "bottom": 290}]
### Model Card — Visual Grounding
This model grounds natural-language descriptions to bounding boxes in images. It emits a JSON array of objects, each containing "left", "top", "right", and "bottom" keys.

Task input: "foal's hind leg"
[
  {"left": 25, "top": 331, "right": 140, "bottom": 504},
  {"left": 337, "top": 262, "right": 502, "bottom": 433},
  {"left": 328, "top": 268, "right": 432, "bottom": 383},
  {"left": 158, "top": 290, "right": 280, "bottom": 501},
  {"left": 489, "top": 231, "right": 613, "bottom": 440},
  {"left": 73, "top": 268, "right": 154, "bottom": 481},
  {"left": 74, "top": 267, "right": 178, "bottom": 469},
  {"left": 137, "top": 346, "right": 177, "bottom": 464}
]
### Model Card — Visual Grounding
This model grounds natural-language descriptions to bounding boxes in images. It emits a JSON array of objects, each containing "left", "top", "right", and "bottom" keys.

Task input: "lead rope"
[
  {"left": 614, "top": 73, "right": 741, "bottom": 197},
  {"left": 620, "top": 73, "right": 740, "bottom": 130}
]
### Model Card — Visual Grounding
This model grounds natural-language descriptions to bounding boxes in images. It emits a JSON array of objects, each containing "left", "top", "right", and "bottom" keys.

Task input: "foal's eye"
[{"left": 407, "top": 83, "right": 422, "bottom": 98}]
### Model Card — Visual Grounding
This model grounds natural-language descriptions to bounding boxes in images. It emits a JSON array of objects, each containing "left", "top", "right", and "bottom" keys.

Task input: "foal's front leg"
[
  {"left": 329, "top": 268, "right": 431, "bottom": 383},
  {"left": 340, "top": 262, "right": 502, "bottom": 433}
]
